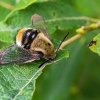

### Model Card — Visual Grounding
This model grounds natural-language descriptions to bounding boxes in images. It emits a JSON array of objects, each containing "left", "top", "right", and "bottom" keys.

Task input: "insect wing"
[
  {"left": 31, "top": 14, "right": 50, "bottom": 39},
  {"left": 0, "top": 44, "right": 40, "bottom": 65}
]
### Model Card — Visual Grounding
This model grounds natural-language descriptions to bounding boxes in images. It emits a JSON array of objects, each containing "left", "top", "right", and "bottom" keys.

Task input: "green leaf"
[
  {"left": 73, "top": 0, "right": 100, "bottom": 18},
  {"left": 0, "top": 64, "right": 41, "bottom": 100},
  {"left": 88, "top": 33, "right": 100, "bottom": 56},
  {"left": 0, "top": 47, "right": 68, "bottom": 99},
  {"left": 0, "top": 0, "right": 16, "bottom": 21},
  {"left": 14, "top": 0, "right": 36, "bottom": 10},
  {"left": 6, "top": 2, "right": 85, "bottom": 30},
  {"left": 0, "top": 22, "right": 13, "bottom": 43},
  {"left": 0, "top": 1, "right": 85, "bottom": 100},
  {"left": 33, "top": 38, "right": 85, "bottom": 100},
  {"left": 0, "top": 6, "right": 11, "bottom": 21},
  {"left": 0, "top": 1, "right": 85, "bottom": 43}
]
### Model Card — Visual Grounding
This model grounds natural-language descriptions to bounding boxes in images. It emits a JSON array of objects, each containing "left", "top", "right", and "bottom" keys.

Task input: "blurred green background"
[{"left": 0, "top": 0, "right": 100, "bottom": 100}]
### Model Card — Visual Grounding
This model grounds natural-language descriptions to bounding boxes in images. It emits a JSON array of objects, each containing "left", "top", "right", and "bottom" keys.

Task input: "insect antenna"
[
  {"left": 38, "top": 59, "right": 50, "bottom": 68},
  {"left": 38, "top": 32, "right": 69, "bottom": 68},
  {"left": 56, "top": 32, "right": 69, "bottom": 53}
]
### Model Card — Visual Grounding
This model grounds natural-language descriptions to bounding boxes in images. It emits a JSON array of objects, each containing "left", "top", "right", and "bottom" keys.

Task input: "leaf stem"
[
  {"left": 0, "top": 1, "right": 14, "bottom": 10},
  {"left": 60, "top": 21, "right": 100, "bottom": 49},
  {"left": 60, "top": 34, "right": 82, "bottom": 49},
  {"left": 83, "top": 16, "right": 100, "bottom": 22}
]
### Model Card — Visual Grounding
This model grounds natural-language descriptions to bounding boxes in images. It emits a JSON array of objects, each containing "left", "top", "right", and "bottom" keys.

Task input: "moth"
[{"left": 0, "top": 14, "right": 69, "bottom": 68}]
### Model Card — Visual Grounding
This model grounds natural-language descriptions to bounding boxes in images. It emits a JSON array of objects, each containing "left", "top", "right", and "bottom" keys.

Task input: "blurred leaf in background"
[
  {"left": 0, "top": 0, "right": 100, "bottom": 100},
  {"left": 88, "top": 33, "right": 100, "bottom": 56}
]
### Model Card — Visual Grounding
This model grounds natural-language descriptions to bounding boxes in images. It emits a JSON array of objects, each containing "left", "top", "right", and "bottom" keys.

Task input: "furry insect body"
[
  {"left": 16, "top": 28, "right": 55, "bottom": 59},
  {"left": 0, "top": 14, "right": 68, "bottom": 66}
]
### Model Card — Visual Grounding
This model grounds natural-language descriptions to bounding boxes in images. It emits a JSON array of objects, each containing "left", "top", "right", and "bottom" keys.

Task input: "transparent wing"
[
  {"left": 0, "top": 44, "right": 41, "bottom": 65},
  {"left": 31, "top": 14, "right": 50, "bottom": 39}
]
